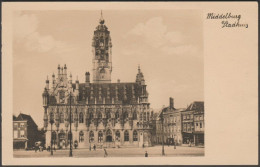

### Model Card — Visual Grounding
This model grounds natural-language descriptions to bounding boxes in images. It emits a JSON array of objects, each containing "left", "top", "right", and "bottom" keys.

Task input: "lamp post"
[
  {"left": 69, "top": 92, "right": 73, "bottom": 157},
  {"left": 161, "top": 109, "right": 165, "bottom": 156},
  {"left": 50, "top": 113, "right": 54, "bottom": 155}
]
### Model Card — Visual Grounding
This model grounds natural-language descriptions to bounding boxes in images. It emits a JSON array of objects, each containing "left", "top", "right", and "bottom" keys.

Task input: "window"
[
  {"left": 200, "top": 123, "right": 202, "bottom": 128},
  {"left": 196, "top": 123, "right": 199, "bottom": 127},
  {"left": 190, "top": 114, "right": 193, "bottom": 119},
  {"left": 124, "top": 130, "right": 129, "bottom": 141},
  {"left": 98, "top": 112, "right": 102, "bottom": 119},
  {"left": 116, "top": 130, "right": 120, "bottom": 141},
  {"left": 14, "top": 123, "right": 18, "bottom": 129},
  {"left": 187, "top": 115, "right": 190, "bottom": 120},
  {"left": 98, "top": 131, "right": 103, "bottom": 143},
  {"left": 187, "top": 123, "right": 191, "bottom": 131},
  {"left": 14, "top": 130, "right": 18, "bottom": 138},
  {"left": 133, "top": 130, "right": 138, "bottom": 141},
  {"left": 133, "top": 111, "right": 137, "bottom": 120},
  {"left": 124, "top": 112, "right": 128, "bottom": 119},
  {"left": 79, "top": 131, "right": 84, "bottom": 142},
  {"left": 183, "top": 115, "right": 186, "bottom": 120},
  {"left": 60, "top": 112, "right": 64, "bottom": 123},
  {"left": 20, "top": 123, "right": 24, "bottom": 127},
  {"left": 115, "top": 112, "right": 119, "bottom": 119},
  {"left": 89, "top": 112, "right": 93, "bottom": 120},
  {"left": 20, "top": 130, "right": 25, "bottom": 138},
  {"left": 106, "top": 112, "right": 111, "bottom": 119},
  {"left": 174, "top": 117, "right": 176, "bottom": 123},
  {"left": 79, "top": 112, "right": 84, "bottom": 123},
  {"left": 143, "top": 113, "right": 146, "bottom": 121},
  {"left": 89, "top": 131, "right": 94, "bottom": 143},
  {"left": 140, "top": 113, "right": 143, "bottom": 120}
]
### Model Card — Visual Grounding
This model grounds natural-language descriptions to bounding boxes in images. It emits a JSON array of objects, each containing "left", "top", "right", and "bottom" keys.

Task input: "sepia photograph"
[
  {"left": 12, "top": 9, "right": 204, "bottom": 158},
  {"left": 2, "top": 1, "right": 258, "bottom": 166}
]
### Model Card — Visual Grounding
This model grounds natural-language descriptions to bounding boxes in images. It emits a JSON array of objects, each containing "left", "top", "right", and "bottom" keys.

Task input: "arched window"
[
  {"left": 79, "top": 131, "right": 84, "bottom": 142},
  {"left": 115, "top": 112, "right": 119, "bottom": 119},
  {"left": 89, "top": 112, "right": 93, "bottom": 120},
  {"left": 124, "top": 112, "right": 128, "bottom": 119},
  {"left": 124, "top": 130, "right": 129, "bottom": 141},
  {"left": 115, "top": 130, "right": 120, "bottom": 141},
  {"left": 144, "top": 112, "right": 146, "bottom": 121},
  {"left": 133, "top": 111, "right": 137, "bottom": 120},
  {"left": 133, "top": 130, "right": 138, "bottom": 141},
  {"left": 89, "top": 131, "right": 94, "bottom": 143},
  {"left": 98, "top": 131, "right": 103, "bottom": 143},
  {"left": 50, "top": 112, "right": 54, "bottom": 122},
  {"left": 106, "top": 112, "right": 111, "bottom": 119},
  {"left": 79, "top": 112, "right": 84, "bottom": 123},
  {"left": 98, "top": 112, "right": 102, "bottom": 119},
  {"left": 60, "top": 112, "right": 64, "bottom": 123}
]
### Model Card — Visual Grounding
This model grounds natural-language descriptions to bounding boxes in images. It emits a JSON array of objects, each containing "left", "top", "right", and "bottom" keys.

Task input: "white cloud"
[
  {"left": 127, "top": 17, "right": 183, "bottom": 48},
  {"left": 13, "top": 12, "right": 66, "bottom": 53}
]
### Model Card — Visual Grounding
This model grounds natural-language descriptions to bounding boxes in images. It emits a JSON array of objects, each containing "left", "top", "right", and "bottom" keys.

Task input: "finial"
[
  {"left": 99, "top": 10, "right": 105, "bottom": 24},
  {"left": 58, "top": 64, "right": 60, "bottom": 69},
  {"left": 138, "top": 64, "right": 141, "bottom": 72},
  {"left": 52, "top": 73, "right": 55, "bottom": 78}
]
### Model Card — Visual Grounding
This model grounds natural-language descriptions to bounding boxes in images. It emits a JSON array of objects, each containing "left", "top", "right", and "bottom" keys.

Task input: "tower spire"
[{"left": 99, "top": 10, "right": 105, "bottom": 24}]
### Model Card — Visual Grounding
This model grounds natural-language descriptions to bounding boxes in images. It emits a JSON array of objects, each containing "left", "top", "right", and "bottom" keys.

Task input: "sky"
[{"left": 13, "top": 10, "right": 204, "bottom": 127}]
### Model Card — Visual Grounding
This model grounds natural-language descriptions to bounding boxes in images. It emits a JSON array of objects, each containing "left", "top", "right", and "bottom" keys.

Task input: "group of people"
[{"left": 89, "top": 144, "right": 97, "bottom": 151}]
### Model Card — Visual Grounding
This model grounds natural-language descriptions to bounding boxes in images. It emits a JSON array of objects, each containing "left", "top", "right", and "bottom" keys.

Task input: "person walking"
[
  {"left": 104, "top": 148, "right": 108, "bottom": 157},
  {"left": 145, "top": 151, "right": 148, "bottom": 157},
  {"left": 89, "top": 145, "right": 92, "bottom": 151},
  {"left": 94, "top": 144, "right": 96, "bottom": 151}
]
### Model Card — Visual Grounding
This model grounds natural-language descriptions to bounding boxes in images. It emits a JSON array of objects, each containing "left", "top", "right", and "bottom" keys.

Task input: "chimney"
[
  {"left": 85, "top": 72, "right": 90, "bottom": 87},
  {"left": 169, "top": 97, "right": 174, "bottom": 109}
]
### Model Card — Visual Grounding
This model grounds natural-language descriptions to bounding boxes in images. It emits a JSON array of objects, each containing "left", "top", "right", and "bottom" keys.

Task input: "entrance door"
[{"left": 106, "top": 129, "right": 112, "bottom": 142}]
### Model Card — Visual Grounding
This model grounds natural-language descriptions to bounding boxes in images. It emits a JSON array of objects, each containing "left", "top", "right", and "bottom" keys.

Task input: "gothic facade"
[{"left": 42, "top": 13, "right": 153, "bottom": 149}]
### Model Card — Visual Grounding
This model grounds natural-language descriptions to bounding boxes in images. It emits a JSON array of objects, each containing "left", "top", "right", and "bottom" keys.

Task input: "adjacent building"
[
  {"left": 155, "top": 98, "right": 185, "bottom": 146},
  {"left": 42, "top": 13, "right": 153, "bottom": 149},
  {"left": 181, "top": 101, "right": 204, "bottom": 146},
  {"left": 13, "top": 113, "right": 39, "bottom": 149}
]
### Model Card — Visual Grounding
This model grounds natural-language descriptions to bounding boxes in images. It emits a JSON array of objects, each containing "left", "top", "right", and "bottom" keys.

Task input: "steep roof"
[
  {"left": 15, "top": 113, "right": 38, "bottom": 128},
  {"left": 70, "top": 82, "right": 144, "bottom": 105},
  {"left": 186, "top": 101, "right": 204, "bottom": 112}
]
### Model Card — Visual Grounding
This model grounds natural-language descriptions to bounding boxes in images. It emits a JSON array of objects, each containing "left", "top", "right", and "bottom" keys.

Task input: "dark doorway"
[{"left": 106, "top": 129, "right": 112, "bottom": 142}]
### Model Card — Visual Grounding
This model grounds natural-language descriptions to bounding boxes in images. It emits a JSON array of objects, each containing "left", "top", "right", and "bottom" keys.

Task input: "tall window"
[
  {"left": 98, "top": 131, "right": 103, "bottom": 143},
  {"left": 79, "top": 131, "right": 84, "bottom": 142},
  {"left": 89, "top": 131, "right": 94, "bottom": 143},
  {"left": 124, "top": 130, "right": 129, "bottom": 141},
  {"left": 115, "top": 112, "right": 119, "bottom": 119},
  {"left": 79, "top": 112, "right": 84, "bottom": 123},
  {"left": 60, "top": 112, "right": 64, "bottom": 123},
  {"left": 143, "top": 112, "right": 146, "bottom": 121},
  {"left": 124, "top": 112, "right": 128, "bottom": 119},
  {"left": 98, "top": 112, "right": 102, "bottom": 119},
  {"left": 106, "top": 112, "right": 111, "bottom": 119},
  {"left": 133, "top": 111, "right": 137, "bottom": 120},
  {"left": 133, "top": 130, "right": 138, "bottom": 141},
  {"left": 89, "top": 112, "right": 93, "bottom": 120},
  {"left": 115, "top": 130, "right": 120, "bottom": 141}
]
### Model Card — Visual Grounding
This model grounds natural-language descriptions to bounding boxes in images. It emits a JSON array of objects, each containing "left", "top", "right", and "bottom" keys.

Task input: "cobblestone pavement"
[{"left": 13, "top": 145, "right": 204, "bottom": 158}]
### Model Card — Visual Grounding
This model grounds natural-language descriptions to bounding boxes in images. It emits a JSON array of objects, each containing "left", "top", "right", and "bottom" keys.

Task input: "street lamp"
[
  {"left": 50, "top": 113, "right": 54, "bottom": 155},
  {"left": 160, "top": 109, "right": 165, "bottom": 156},
  {"left": 69, "top": 92, "right": 73, "bottom": 157}
]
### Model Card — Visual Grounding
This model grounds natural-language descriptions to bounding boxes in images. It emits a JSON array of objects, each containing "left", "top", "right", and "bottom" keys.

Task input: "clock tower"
[{"left": 92, "top": 11, "right": 112, "bottom": 83}]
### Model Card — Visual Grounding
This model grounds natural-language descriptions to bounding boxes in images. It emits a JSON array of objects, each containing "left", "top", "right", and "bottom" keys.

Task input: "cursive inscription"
[{"left": 207, "top": 13, "right": 248, "bottom": 28}]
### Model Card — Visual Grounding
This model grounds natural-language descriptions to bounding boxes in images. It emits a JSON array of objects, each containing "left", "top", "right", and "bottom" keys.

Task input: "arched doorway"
[{"left": 106, "top": 129, "right": 112, "bottom": 142}]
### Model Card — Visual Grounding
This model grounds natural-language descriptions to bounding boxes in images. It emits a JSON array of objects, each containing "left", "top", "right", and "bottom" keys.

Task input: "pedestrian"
[
  {"left": 104, "top": 148, "right": 108, "bottom": 157},
  {"left": 94, "top": 144, "right": 96, "bottom": 151},
  {"left": 89, "top": 145, "right": 92, "bottom": 151},
  {"left": 145, "top": 151, "right": 148, "bottom": 157},
  {"left": 142, "top": 144, "right": 144, "bottom": 148}
]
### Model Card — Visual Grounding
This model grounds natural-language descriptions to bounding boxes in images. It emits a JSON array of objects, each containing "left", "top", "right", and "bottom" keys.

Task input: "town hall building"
[{"left": 42, "top": 13, "right": 154, "bottom": 149}]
